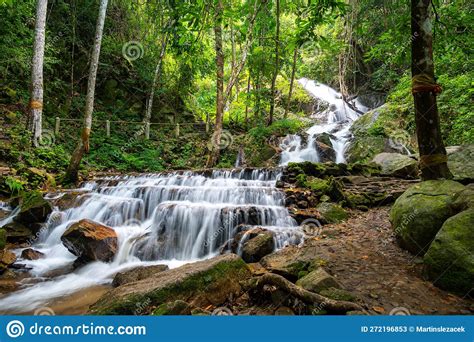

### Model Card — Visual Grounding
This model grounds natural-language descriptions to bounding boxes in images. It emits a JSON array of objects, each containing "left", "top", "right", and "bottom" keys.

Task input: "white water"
[
  {"left": 280, "top": 78, "right": 369, "bottom": 165},
  {"left": 0, "top": 169, "right": 303, "bottom": 313}
]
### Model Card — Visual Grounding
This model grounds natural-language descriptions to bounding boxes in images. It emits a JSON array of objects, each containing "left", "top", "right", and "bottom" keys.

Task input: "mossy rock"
[
  {"left": 390, "top": 180, "right": 465, "bottom": 255},
  {"left": 316, "top": 202, "right": 348, "bottom": 223},
  {"left": 0, "top": 229, "right": 6, "bottom": 249},
  {"left": 153, "top": 300, "right": 192, "bottom": 315},
  {"left": 423, "top": 209, "right": 474, "bottom": 295},
  {"left": 346, "top": 136, "right": 386, "bottom": 163},
  {"left": 89, "top": 254, "right": 250, "bottom": 315},
  {"left": 452, "top": 184, "right": 474, "bottom": 211},
  {"left": 372, "top": 153, "right": 418, "bottom": 178},
  {"left": 319, "top": 287, "right": 357, "bottom": 302},
  {"left": 14, "top": 190, "right": 52, "bottom": 225},
  {"left": 296, "top": 268, "right": 341, "bottom": 293},
  {"left": 447, "top": 144, "right": 474, "bottom": 183}
]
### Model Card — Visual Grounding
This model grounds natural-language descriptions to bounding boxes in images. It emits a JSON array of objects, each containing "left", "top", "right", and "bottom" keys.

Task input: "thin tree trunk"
[
  {"left": 284, "top": 47, "right": 298, "bottom": 118},
  {"left": 268, "top": 0, "right": 280, "bottom": 126},
  {"left": 144, "top": 35, "right": 168, "bottom": 124},
  {"left": 206, "top": 0, "right": 224, "bottom": 168},
  {"left": 65, "top": 0, "right": 108, "bottom": 183},
  {"left": 411, "top": 0, "right": 451, "bottom": 180},
  {"left": 245, "top": 73, "right": 251, "bottom": 128},
  {"left": 29, "top": 0, "right": 48, "bottom": 147}
]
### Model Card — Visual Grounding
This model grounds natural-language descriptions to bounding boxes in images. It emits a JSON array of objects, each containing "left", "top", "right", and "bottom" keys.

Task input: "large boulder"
[
  {"left": 241, "top": 230, "right": 275, "bottom": 263},
  {"left": 14, "top": 191, "right": 52, "bottom": 225},
  {"left": 295, "top": 268, "right": 341, "bottom": 293},
  {"left": 61, "top": 219, "right": 118, "bottom": 263},
  {"left": 2, "top": 222, "right": 33, "bottom": 244},
  {"left": 372, "top": 152, "right": 418, "bottom": 178},
  {"left": 423, "top": 209, "right": 474, "bottom": 295},
  {"left": 316, "top": 202, "right": 348, "bottom": 223},
  {"left": 20, "top": 248, "right": 44, "bottom": 261},
  {"left": 112, "top": 265, "right": 169, "bottom": 287},
  {"left": 90, "top": 254, "right": 251, "bottom": 315},
  {"left": 447, "top": 145, "right": 474, "bottom": 183},
  {"left": 452, "top": 184, "right": 474, "bottom": 211},
  {"left": 390, "top": 180, "right": 465, "bottom": 255}
]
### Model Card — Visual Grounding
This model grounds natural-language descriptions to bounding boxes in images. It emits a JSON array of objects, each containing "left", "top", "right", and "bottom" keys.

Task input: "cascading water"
[
  {"left": 280, "top": 78, "right": 369, "bottom": 165},
  {"left": 0, "top": 169, "right": 302, "bottom": 313}
]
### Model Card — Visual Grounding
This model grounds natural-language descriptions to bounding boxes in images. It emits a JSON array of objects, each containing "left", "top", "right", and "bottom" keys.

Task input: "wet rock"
[
  {"left": 14, "top": 191, "right": 52, "bottom": 225},
  {"left": 316, "top": 202, "right": 348, "bottom": 224},
  {"left": 2, "top": 222, "right": 34, "bottom": 244},
  {"left": 274, "top": 306, "right": 295, "bottom": 315},
  {"left": 372, "top": 152, "right": 418, "bottom": 178},
  {"left": 0, "top": 249, "right": 16, "bottom": 273},
  {"left": 316, "top": 141, "right": 336, "bottom": 163},
  {"left": 295, "top": 268, "right": 342, "bottom": 293},
  {"left": 112, "top": 264, "right": 169, "bottom": 287},
  {"left": 21, "top": 248, "right": 44, "bottom": 260},
  {"left": 241, "top": 230, "right": 275, "bottom": 263},
  {"left": 390, "top": 180, "right": 465, "bottom": 255},
  {"left": 61, "top": 219, "right": 118, "bottom": 263},
  {"left": 153, "top": 300, "right": 192, "bottom": 315},
  {"left": 90, "top": 254, "right": 251, "bottom": 315},
  {"left": 447, "top": 144, "right": 474, "bottom": 184},
  {"left": 424, "top": 209, "right": 474, "bottom": 295}
]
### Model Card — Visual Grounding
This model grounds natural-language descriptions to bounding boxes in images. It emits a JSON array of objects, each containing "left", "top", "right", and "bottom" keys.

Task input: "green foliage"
[
  {"left": 4, "top": 176, "right": 25, "bottom": 195},
  {"left": 248, "top": 119, "right": 304, "bottom": 142}
]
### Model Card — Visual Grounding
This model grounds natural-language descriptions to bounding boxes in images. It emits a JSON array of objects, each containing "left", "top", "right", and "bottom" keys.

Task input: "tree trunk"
[
  {"left": 268, "top": 0, "right": 280, "bottom": 126},
  {"left": 28, "top": 0, "right": 48, "bottom": 147},
  {"left": 245, "top": 73, "right": 251, "bottom": 128},
  {"left": 65, "top": 0, "right": 108, "bottom": 183},
  {"left": 411, "top": 0, "right": 451, "bottom": 180},
  {"left": 206, "top": 0, "right": 224, "bottom": 168},
  {"left": 144, "top": 35, "right": 168, "bottom": 124},
  {"left": 284, "top": 47, "right": 298, "bottom": 118}
]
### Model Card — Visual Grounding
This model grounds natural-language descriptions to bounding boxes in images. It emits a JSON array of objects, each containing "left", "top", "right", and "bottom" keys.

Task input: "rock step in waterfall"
[{"left": 0, "top": 168, "right": 303, "bottom": 313}]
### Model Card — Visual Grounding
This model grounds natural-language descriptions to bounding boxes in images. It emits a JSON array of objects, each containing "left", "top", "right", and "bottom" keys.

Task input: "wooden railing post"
[
  {"left": 145, "top": 122, "right": 150, "bottom": 139},
  {"left": 106, "top": 120, "right": 110, "bottom": 137},
  {"left": 55, "top": 117, "right": 60, "bottom": 136},
  {"left": 175, "top": 123, "right": 180, "bottom": 138}
]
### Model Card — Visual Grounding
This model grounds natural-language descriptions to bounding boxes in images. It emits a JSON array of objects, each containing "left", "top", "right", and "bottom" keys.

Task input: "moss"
[
  {"left": 319, "top": 288, "right": 357, "bottom": 302},
  {"left": 316, "top": 202, "right": 348, "bottom": 223},
  {"left": 0, "top": 229, "right": 6, "bottom": 249},
  {"left": 390, "top": 180, "right": 465, "bottom": 255},
  {"left": 92, "top": 257, "right": 249, "bottom": 315},
  {"left": 424, "top": 209, "right": 474, "bottom": 295}
]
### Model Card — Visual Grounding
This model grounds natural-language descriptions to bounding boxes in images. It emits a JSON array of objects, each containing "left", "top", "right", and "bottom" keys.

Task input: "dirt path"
[{"left": 309, "top": 207, "right": 473, "bottom": 315}]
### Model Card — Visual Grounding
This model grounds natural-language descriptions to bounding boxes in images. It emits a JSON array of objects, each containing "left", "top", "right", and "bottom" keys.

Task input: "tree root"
[{"left": 256, "top": 273, "right": 364, "bottom": 313}]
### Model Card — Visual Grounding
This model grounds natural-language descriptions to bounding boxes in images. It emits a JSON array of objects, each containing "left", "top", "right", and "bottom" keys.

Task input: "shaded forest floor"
[{"left": 297, "top": 207, "right": 473, "bottom": 315}]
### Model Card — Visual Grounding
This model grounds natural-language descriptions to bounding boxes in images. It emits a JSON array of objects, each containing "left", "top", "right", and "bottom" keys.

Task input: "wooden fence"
[{"left": 54, "top": 117, "right": 212, "bottom": 139}]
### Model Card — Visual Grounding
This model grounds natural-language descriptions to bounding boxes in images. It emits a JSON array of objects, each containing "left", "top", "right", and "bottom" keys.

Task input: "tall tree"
[
  {"left": 28, "top": 0, "right": 48, "bottom": 147},
  {"left": 268, "top": 0, "right": 280, "bottom": 125},
  {"left": 65, "top": 0, "right": 108, "bottom": 183},
  {"left": 206, "top": 0, "right": 224, "bottom": 168},
  {"left": 411, "top": 0, "right": 451, "bottom": 180}
]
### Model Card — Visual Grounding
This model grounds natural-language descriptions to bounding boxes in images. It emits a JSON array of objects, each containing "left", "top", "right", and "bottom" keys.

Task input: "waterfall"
[
  {"left": 0, "top": 169, "right": 302, "bottom": 313},
  {"left": 280, "top": 78, "right": 369, "bottom": 165}
]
